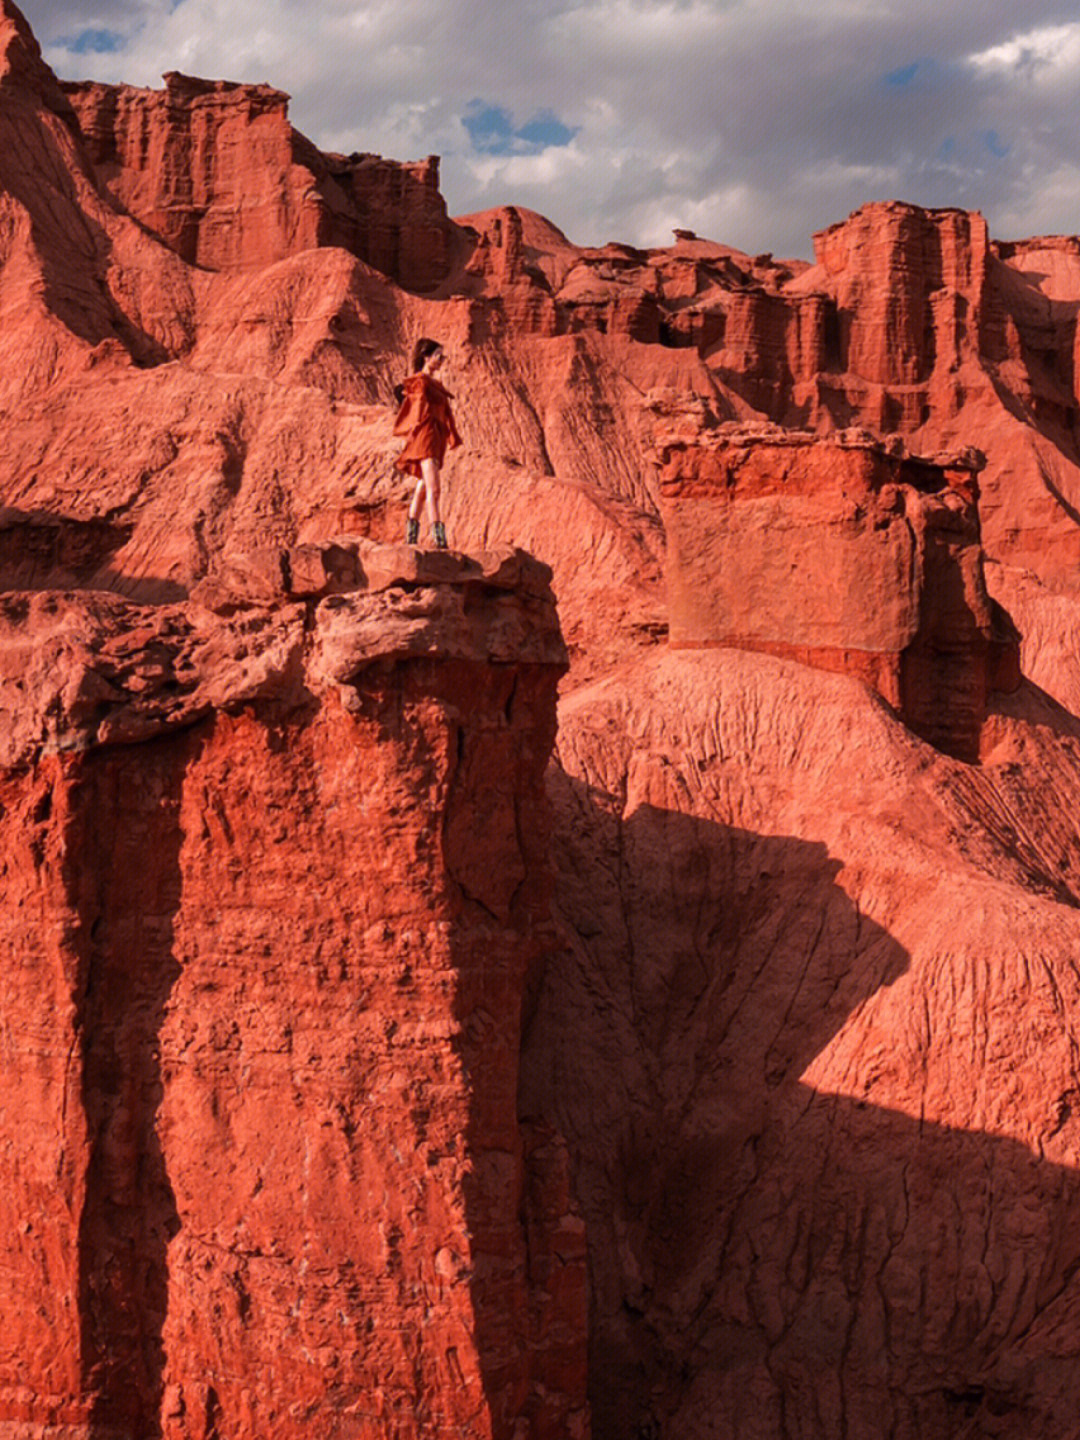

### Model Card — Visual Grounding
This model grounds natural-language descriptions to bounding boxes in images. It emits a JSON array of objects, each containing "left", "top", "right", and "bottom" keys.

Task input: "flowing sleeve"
[
  {"left": 393, "top": 377, "right": 431, "bottom": 437},
  {"left": 444, "top": 397, "right": 462, "bottom": 450}
]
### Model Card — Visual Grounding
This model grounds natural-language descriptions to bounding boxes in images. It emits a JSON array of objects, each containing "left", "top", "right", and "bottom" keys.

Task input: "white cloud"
[
  {"left": 968, "top": 21, "right": 1080, "bottom": 78},
  {"left": 800, "top": 159, "right": 907, "bottom": 193},
  {"left": 463, "top": 145, "right": 587, "bottom": 193},
  {"left": 19, "top": 0, "right": 1080, "bottom": 257}
]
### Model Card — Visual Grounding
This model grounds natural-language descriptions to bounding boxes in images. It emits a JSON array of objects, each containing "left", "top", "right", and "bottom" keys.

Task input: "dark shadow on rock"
[
  {"left": 602, "top": 1085, "right": 1080, "bottom": 1440},
  {"left": 0, "top": 508, "right": 134, "bottom": 592},
  {"left": 439, "top": 657, "right": 582, "bottom": 1436},
  {"left": 89, "top": 568, "right": 191, "bottom": 604},
  {"left": 986, "top": 369, "right": 1080, "bottom": 482},
  {"left": 988, "top": 676, "right": 1080, "bottom": 744},
  {"left": 69, "top": 733, "right": 193, "bottom": 1439},
  {"left": 521, "top": 774, "right": 1080, "bottom": 1440},
  {"left": 0, "top": 508, "right": 191, "bottom": 601}
]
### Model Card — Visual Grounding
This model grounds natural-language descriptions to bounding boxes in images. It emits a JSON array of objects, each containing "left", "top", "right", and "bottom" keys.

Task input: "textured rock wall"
[
  {"left": 445, "top": 197, "right": 1080, "bottom": 596},
  {"left": 0, "top": 546, "right": 585, "bottom": 1440},
  {"left": 524, "top": 649, "right": 1080, "bottom": 1440},
  {"left": 0, "top": 758, "right": 88, "bottom": 1436},
  {"left": 64, "top": 75, "right": 322, "bottom": 273},
  {"left": 7, "top": 3, "right": 1080, "bottom": 1437},
  {"left": 328, "top": 150, "right": 455, "bottom": 295},
  {"left": 63, "top": 76, "right": 455, "bottom": 289},
  {"left": 656, "top": 421, "right": 1019, "bottom": 760},
  {"left": 812, "top": 204, "right": 990, "bottom": 388}
]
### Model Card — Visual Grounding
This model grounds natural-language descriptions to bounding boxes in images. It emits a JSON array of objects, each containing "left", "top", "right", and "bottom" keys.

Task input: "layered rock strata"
[
  {"left": 457, "top": 198, "right": 1080, "bottom": 601},
  {"left": 655, "top": 420, "right": 1021, "bottom": 760},
  {"left": 63, "top": 75, "right": 455, "bottom": 289},
  {"left": 0, "top": 541, "right": 586, "bottom": 1440}
]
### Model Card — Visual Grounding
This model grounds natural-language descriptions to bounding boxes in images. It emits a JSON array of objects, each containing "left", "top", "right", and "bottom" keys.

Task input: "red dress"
[{"left": 393, "top": 373, "right": 462, "bottom": 478}]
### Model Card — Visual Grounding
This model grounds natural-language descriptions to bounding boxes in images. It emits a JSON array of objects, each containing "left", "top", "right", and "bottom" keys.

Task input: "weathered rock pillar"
[{"left": 0, "top": 541, "right": 587, "bottom": 1440}]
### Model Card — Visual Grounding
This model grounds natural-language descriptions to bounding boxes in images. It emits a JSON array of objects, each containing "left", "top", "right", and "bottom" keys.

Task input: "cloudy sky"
[{"left": 19, "top": 0, "right": 1080, "bottom": 259}]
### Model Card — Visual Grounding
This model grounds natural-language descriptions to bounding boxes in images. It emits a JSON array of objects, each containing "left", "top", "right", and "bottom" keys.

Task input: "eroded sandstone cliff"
[
  {"left": 63, "top": 75, "right": 456, "bottom": 290},
  {"left": 656, "top": 421, "right": 1021, "bottom": 760},
  {"left": 5, "top": 0, "right": 1080, "bottom": 1435},
  {"left": 0, "top": 546, "right": 582, "bottom": 1440}
]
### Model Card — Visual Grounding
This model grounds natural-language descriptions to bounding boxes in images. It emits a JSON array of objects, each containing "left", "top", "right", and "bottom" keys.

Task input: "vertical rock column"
[
  {"left": 813, "top": 202, "right": 989, "bottom": 388},
  {"left": 0, "top": 545, "right": 583, "bottom": 1440},
  {"left": 0, "top": 758, "right": 91, "bottom": 1437}
]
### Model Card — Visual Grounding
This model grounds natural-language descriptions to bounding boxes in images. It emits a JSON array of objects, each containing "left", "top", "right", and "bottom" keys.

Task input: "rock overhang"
[{"left": 0, "top": 538, "right": 567, "bottom": 768}]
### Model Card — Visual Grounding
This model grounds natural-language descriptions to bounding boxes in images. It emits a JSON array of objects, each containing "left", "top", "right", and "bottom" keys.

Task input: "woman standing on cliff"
[{"left": 394, "top": 338, "right": 461, "bottom": 549}]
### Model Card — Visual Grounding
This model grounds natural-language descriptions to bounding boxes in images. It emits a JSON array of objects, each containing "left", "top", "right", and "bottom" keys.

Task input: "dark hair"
[{"left": 410, "top": 337, "right": 442, "bottom": 373}]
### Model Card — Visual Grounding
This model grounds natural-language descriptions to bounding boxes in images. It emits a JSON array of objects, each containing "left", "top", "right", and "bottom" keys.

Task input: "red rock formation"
[
  {"left": 0, "top": 545, "right": 584, "bottom": 1440},
  {"left": 451, "top": 198, "right": 1080, "bottom": 638},
  {"left": 64, "top": 75, "right": 456, "bottom": 289},
  {"left": 525, "top": 647, "right": 1080, "bottom": 1440},
  {"left": 7, "top": 1, "right": 1080, "bottom": 1437},
  {"left": 655, "top": 420, "right": 1020, "bottom": 759},
  {"left": 811, "top": 203, "right": 990, "bottom": 389}
]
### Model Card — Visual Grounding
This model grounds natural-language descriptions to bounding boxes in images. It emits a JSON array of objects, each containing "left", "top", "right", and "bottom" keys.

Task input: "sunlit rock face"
[
  {"left": 0, "top": 545, "right": 581, "bottom": 1440},
  {"left": 655, "top": 420, "right": 1021, "bottom": 761},
  {"left": 63, "top": 75, "right": 455, "bottom": 289}
]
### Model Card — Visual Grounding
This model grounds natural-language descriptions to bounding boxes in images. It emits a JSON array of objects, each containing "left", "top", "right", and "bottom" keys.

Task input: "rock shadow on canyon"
[
  {"left": 0, "top": 508, "right": 143, "bottom": 597},
  {"left": 522, "top": 780, "right": 1080, "bottom": 1440},
  {"left": 69, "top": 734, "right": 192, "bottom": 1440},
  {"left": 435, "top": 655, "right": 588, "bottom": 1438}
]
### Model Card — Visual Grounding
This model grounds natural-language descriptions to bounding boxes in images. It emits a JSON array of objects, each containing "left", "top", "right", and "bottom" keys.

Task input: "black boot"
[
  {"left": 433, "top": 521, "right": 448, "bottom": 550},
  {"left": 406, "top": 516, "right": 419, "bottom": 545}
]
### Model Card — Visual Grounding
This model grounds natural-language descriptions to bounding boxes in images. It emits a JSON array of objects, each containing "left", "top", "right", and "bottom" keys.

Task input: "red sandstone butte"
[
  {"left": 64, "top": 74, "right": 456, "bottom": 289},
  {"left": 6, "top": 0, "right": 1080, "bottom": 1436}
]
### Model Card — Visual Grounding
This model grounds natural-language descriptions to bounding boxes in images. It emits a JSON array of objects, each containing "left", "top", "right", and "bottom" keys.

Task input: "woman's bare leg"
[
  {"left": 409, "top": 478, "right": 426, "bottom": 521},
  {"left": 420, "top": 458, "right": 441, "bottom": 527}
]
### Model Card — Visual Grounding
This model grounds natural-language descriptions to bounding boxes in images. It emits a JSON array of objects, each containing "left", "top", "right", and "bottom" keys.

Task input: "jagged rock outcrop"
[
  {"left": 0, "top": 541, "right": 585, "bottom": 1440},
  {"left": 453, "top": 198, "right": 1080, "bottom": 629}
]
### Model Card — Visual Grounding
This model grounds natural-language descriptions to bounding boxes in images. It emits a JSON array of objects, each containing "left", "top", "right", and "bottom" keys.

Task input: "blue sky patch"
[
  {"left": 463, "top": 101, "right": 577, "bottom": 154},
  {"left": 464, "top": 104, "right": 516, "bottom": 152},
  {"left": 885, "top": 62, "right": 919, "bottom": 87},
  {"left": 983, "top": 129, "right": 1010, "bottom": 158},
  {"left": 63, "top": 28, "right": 127, "bottom": 54},
  {"left": 516, "top": 111, "right": 577, "bottom": 148}
]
